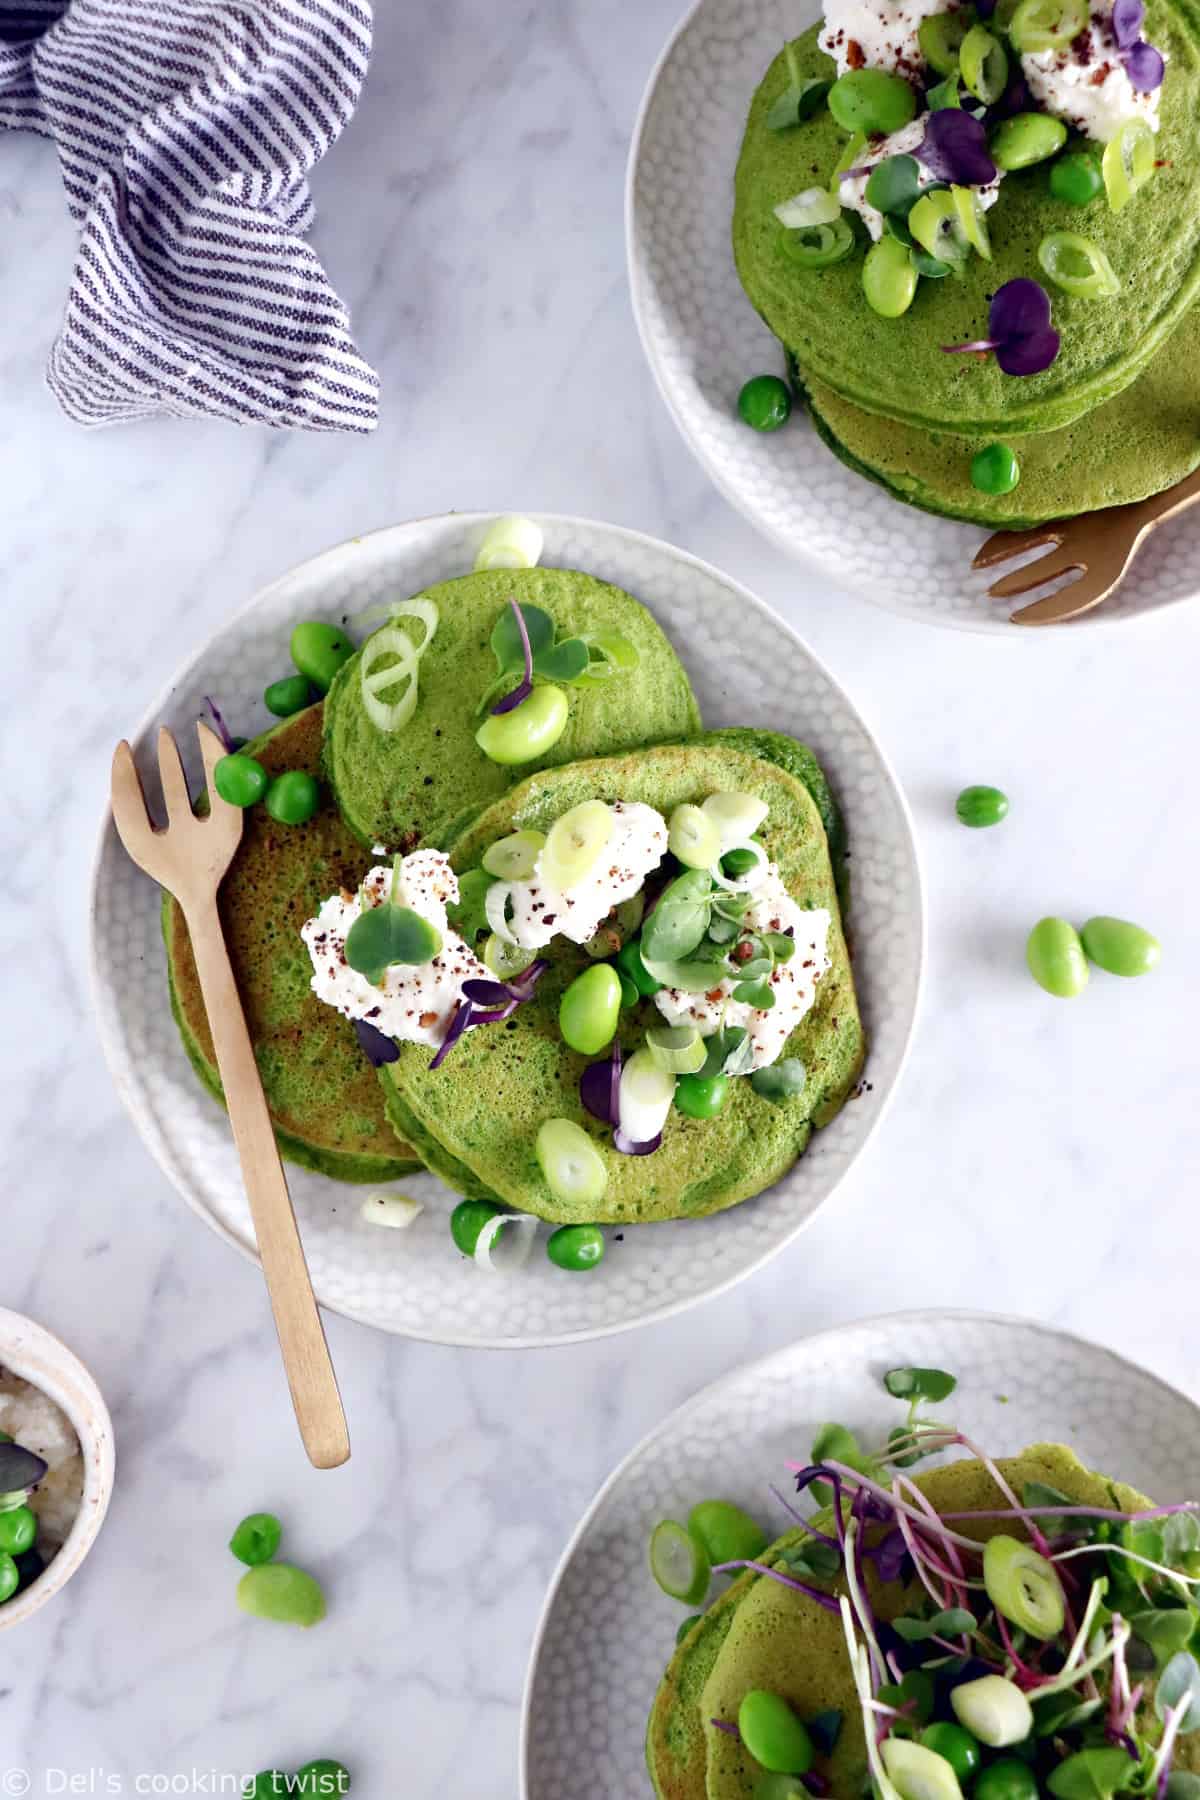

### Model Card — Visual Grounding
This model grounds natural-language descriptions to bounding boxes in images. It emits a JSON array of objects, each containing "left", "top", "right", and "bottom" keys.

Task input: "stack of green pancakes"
[
  {"left": 647, "top": 1446, "right": 1200, "bottom": 1797},
  {"left": 165, "top": 565, "right": 864, "bottom": 1225},
  {"left": 733, "top": 0, "right": 1200, "bottom": 525}
]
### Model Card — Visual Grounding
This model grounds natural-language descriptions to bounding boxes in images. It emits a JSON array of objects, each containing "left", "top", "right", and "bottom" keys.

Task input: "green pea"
[
  {"left": 919, "top": 1722, "right": 982, "bottom": 1783},
  {"left": 721, "top": 847, "right": 761, "bottom": 877},
  {"left": 1049, "top": 148, "right": 1103, "bottom": 205},
  {"left": 451, "top": 1198, "right": 504, "bottom": 1257},
  {"left": 559, "top": 963, "right": 622, "bottom": 1055},
  {"left": 546, "top": 1223, "right": 606, "bottom": 1272},
  {"left": 676, "top": 1613, "right": 703, "bottom": 1644},
  {"left": 737, "top": 1689, "right": 814, "bottom": 1775},
  {"left": 247, "top": 1777, "right": 289, "bottom": 1800},
  {"left": 290, "top": 621, "right": 354, "bottom": 695},
  {"left": 0, "top": 1551, "right": 20, "bottom": 1604},
  {"left": 229, "top": 1511, "right": 282, "bottom": 1567},
  {"left": 956, "top": 784, "right": 1009, "bottom": 827},
  {"left": 263, "top": 674, "right": 312, "bottom": 718},
  {"left": 214, "top": 752, "right": 269, "bottom": 809},
  {"left": 475, "top": 684, "right": 569, "bottom": 766},
  {"left": 687, "top": 1499, "right": 768, "bottom": 1566},
  {"left": 264, "top": 770, "right": 320, "bottom": 826},
  {"left": 974, "top": 1758, "right": 1039, "bottom": 1800},
  {"left": 1080, "top": 915, "right": 1161, "bottom": 977},
  {"left": 675, "top": 1073, "right": 729, "bottom": 1119},
  {"left": 991, "top": 111, "right": 1067, "bottom": 170},
  {"left": 828, "top": 69, "right": 917, "bottom": 136},
  {"left": 738, "top": 375, "right": 792, "bottom": 432},
  {"left": 292, "top": 1760, "right": 351, "bottom": 1797},
  {"left": 617, "top": 937, "right": 662, "bottom": 998},
  {"left": 971, "top": 443, "right": 1020, "bottom": 495},
  {"left": 863, "top": 234, "right": 918, "bottom": 319},
  {"left": 0, "top": 1505, "right": 37, "bottom": 1558},
  {"left": 236, "top": 1562, "right": 326, "bottom": 1628},
  {"left": 1026, "top": 916, "right": 1089, "bottom": 997}
]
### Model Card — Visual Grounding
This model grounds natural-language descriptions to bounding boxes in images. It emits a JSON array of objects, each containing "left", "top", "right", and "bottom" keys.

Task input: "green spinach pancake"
[
  {"left": 733, "top": 6, "right": 1200, "bottom": 435},
  {"left": 378, "top": 737, "right": 863, "bottom": 1224},
  {"left": 324, "top": 567, "right": 702, "bottom": 851},
  {"left": 164, "top": 704, "right": 416, "bottom": 1184}
]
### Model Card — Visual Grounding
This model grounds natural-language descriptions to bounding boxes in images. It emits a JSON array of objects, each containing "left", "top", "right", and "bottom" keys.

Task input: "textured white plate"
[
  {"left": 626, "top": 0, "right": 1200, "bottom": 633},
  {"left": 521, "top": 1309, "right": 1200, "bottom": 1793},
  {"left": 89, "top": 513, "right": 922, "bottom": 1347}
]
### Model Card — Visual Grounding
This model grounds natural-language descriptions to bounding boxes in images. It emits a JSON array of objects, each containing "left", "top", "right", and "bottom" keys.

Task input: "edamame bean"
[
  {"left": 546, "top": 1223, "right": 606, "bottom": 1272},
  {"left": 559, "top": 964, "right": 622, "bottom": 1055},
  {"left": 264, "top": 675, "right": 312, "bottom": 718},
  {"left": 973, "top": 1760, "right": 1038, "bottom": 1800},
  {"left": 617, "top": 937, "right": 662, "bottom": 998},
  {"left": 236, "top": 1563, "right": 326, "bottom": 1627},
  {"left": 293, "top": 1760, "right": 351, "bottom": 1796},
  {"left": 1080, "top": 915, "right": 1161, "bottom": 977},
  {"left": 920, "top": 1722, "right": 983, "bottom": 1782},
  {"left": 863, "top": 234, "right": 918, "bottom": 319},
  {"left": 450, "top": 1198, "right": 504, "bottom": 1257},
  {"left": 0, "top": 1505, "right": 36, "bottom": 1558},
  {"left": 687, "top": 1499, "right": 768, "bottom": 1566},
  {"left": 675, "top": 1074, "right": 729, "bottom": 1119},
  {"left": 828, "top": 68, "right": 917, "bottom": 135},
  {"left": 214, "top": 753, "right": 269, "bottom": 809},
  {"left": 956, "top": 784, "right": 1009, "bottom": 826},
  {"left": 1049, "top": 149, "right": 1103, "bottom": 204},
  {"left": 970, "top": 445, "right": 1020, "bottom": 495},
  {"left": 737, "top": 1690, "right": 815, "bottom": 1775},
  {"left": 1026, "top": 917, "right": 1088, "bottom": 997},
  {"left": 264, "top": 770, "right": 320, "bottom": 825},
  {"left": 290, "top": 621, "right": 354, "bottom": 694},
  {"left": 738, "top": 375, "right": 793, "bottom": 432},
  {"left": 229, "top": 1512, "right": 282, "bottom": 1567},
  {"left": 475, "top": 684, "right": 568, "bottom": 765},
  {"left": 991, "top": 112, "right": 1067, "bottom": 170},
  {"left": 0, "top": 1551, "right": 18, "bottom": 1604}
]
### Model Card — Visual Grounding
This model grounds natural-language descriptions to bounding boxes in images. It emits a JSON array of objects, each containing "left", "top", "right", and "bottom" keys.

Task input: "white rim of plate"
[
  {"left": 518, "top": 1305, "right": 1200, "bottom": 1789},
  {"left": 625, "top": 0, "right": 1196, "bottom": 638},
  {"left": 87, "top": 511, "right": 926, "bottom": 1349}
]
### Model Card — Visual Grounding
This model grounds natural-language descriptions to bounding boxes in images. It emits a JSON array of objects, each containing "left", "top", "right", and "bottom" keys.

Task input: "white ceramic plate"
[
  {"left": 626, "top": 0, "right": 1200, "bottom": 633},
  {"left": 89, "top": 513, "right": 922, "bottom": 1347},
  {"left": 520, "top": 1309, "right": 1200, "bottom": 1793}
]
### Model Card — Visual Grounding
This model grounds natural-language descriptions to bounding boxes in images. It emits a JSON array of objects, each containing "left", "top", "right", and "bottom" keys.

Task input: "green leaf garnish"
[
  {"left": 1163, "top": 1514, "right": 1200, "bottom": 1566},
  {"left": 1022, "top": 1480, "right": 1077, "bottom": 1537},
  {"left": 1033, "top": 1693, "right": 1105, "bottom": 1737},
  {"left": 1156, "top": 1651, "right": 1200, "bottom": 1731},
  {"left": 491, "top": 602, "right": 555, "bottom": 674},
  {"left": 1130, "top": 1608, "right": 1196, "bottom": 1666},
  {"left": 732, "top": 977, "right": 775, "bottom": 1009},
  {"left": 641, "top": 869, "right": 714, "bottom": 964},
  {"left": 806, "top": 1710, "right": 843, "bottom": 1756},
  {"left": 767, "top": 76, "right": 832, "bottom": 131},
  {"left": 1166, "top": 1777, "right": 1200, "bottom": 1800},
  {"left": 1047, "top": 1748, "right": 1137, "bottom": 1800},
  {"left": 892, "top": 1607, "right": 977, "bottom": 1642},
  {"left": 876, "top": 1669, "right": 934, "bottom": 1729},
  {"left": 779, "top": 1538, "right": 842, "bottom": 1580},
  {"left": 344, "top": 858, "right": 442, "bottom": 982},
  {"left": 864, "top": 154, "right": 922, "bottom": 218},
  {"left": 883, "top": 1367, "right": 957, "bottom": 1404},
  {"left": 750, "top": 1059, "right": 806, "bottom": 1104},
  {"left": 488, "top": 602, "right": 612, "bottom": 699}
]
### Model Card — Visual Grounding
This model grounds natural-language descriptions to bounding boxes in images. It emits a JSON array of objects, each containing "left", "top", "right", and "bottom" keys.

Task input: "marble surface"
[{"left": 0, "top": 0, "right": 1198, "bottom": 1793}]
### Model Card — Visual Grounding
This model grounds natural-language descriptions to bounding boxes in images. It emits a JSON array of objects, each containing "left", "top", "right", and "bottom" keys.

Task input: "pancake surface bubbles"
[
  {"left": 733, "top": 5, "right": 1200, "bottom": 435},
  {"left": 323, "top": 567, "right": 703, "bottom": 851}
]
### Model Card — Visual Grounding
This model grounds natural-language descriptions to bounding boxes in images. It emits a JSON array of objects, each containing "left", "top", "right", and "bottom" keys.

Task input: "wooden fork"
[
  {"left": 111, "top": 722, "right": 350, "bottom": 1470},
  {"left": 973, "top": 464, "right": 1200, "bottom": 625}
]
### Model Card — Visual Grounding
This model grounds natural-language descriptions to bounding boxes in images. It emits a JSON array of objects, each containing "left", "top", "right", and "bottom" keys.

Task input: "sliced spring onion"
[
  {"left": 359, "top": 628, "right": 421, "bottom": 732},
  {"left": 959, "top": 24, "right": 1008, "bottom": 104},
  {"left": 881, "top": 1739, "right": 965, "bottom": 1800},
  {"left": 360, "top": 1192, "right": 424, "bottom": 1229},
  {"left": 983, "top": 1534, "right": 1066, "bottom": 1637},
  {"left": 702, "top": 792, "right": 770, "bottom": 848},
  {"left": 535, "top": 1119, "right": 608, "bottom": 1208},
  {"left": 950, "top": 1675, "right": 1034, "bottom": 1747},
  {"left": 830, "top": 130, "right": 868, "bottom": 193},
  {"left": 473, "top": 515, "right": 544, "bottom": 572},
  {"left": 473, "top": 1209, "right": 540, "bottom": 1271},
  {"left": 482, "top": 931, "right": 535, "bottom": 979},
  {"left": 482, "top": 829, "right": 546, "bottom": 881},
  {"left": 918, "top": 9, "right": 974, "bottom": 75},
  {"left": 1037, "top": 229, "right": 1120, "bottom": 297},
  {"left": 575, "top": 629, "right": 640, "bottom": 687},
  {"left": 710, "top": 839, "right": 769, "bottom": 892},
  {"left": 485, "top": 880, "right": 519, "bottom": 946},
  {"left": 668, "top": 803, "right": 722, "bottom": 871},
  {"left": 619, "top": 1047, "right": 677, "bottom": 1144},
  {"left": 910, "top": 190, "right": 970, "bottom": 266},
  {"left": 1102, "top": 118, "right": 1155, "bottom": 212},
  {"left": 646, "top": 1025, "right": 708, "bottom": 1075},
  {"left": 541, "top": 800, "right": 613, "bottom": 891},
  {"left": 774, "top": 186, "right": 844, "bottom": 228},
  {"left": 649, "top": 1519, "right": 711, "bottom": 1604},
  {"left": 953, "top": 185, "right": 992, "bottom": 259},
  {"left": 1007, "top": 0, "right": 1087, "bottom": 51},
  {"left": 781, "top": 217, "right": 856, "bottom": 269}
]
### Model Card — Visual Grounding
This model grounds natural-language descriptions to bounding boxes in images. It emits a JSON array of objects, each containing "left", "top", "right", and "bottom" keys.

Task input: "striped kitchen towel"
[{"left": 0, "top": 0, "right": 380, "bottom": 432}]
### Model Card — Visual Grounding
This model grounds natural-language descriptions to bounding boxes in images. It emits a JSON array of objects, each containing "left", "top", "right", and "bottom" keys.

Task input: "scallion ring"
[
  {"left": 646, "top": 1025, "right": 709, "bottom": 1075},
  {"left": 1007, "top": 0, "right": 1087, "bottom": 52},
  {"left": 1037, "top": 229, "right": 1120, "bottom": 297},
  {"left": 774, "top": 186, "right": 844, "bottom": 228},
  {"left": 473, "top": 1210, "right": 540, "bottom": 1272},
  {"left": 781, "top": 217, "right": 855, "bottom": 269},
  {"left": 710, "top": 839, "right": 769, "bottom": 892},
  {"left": 953, "top": 185, "right": 992, "bottom": 259},
  {"left": 960, "top": 24, "right": 1008, "bottom": 103},
  {"left": 1102, "top": 118, "right": 1155, "bottom": 212},
  {"left": 473, "top": 516, "right": 544, "bottom": 572},
  {"left": 484, "top": 880, "right": 520, "bottom": 946},
  {"left": 909, "top": 190, "right": 971, "bottom": 267}
]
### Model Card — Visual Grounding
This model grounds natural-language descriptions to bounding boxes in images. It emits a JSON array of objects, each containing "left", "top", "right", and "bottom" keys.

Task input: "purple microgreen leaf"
[
  {"left": 1111, "top": 0, "right": 1144, "bottom": 49},
  {"left": 580, "top": 1059, "right": 616, "bottom": 1123},
  {"left": 354, "top": 1017, "right": 400, "bottom": 1067},
  {"left": 942, "top": 337, "right": 1001, "bottom": 355},
  {"left": 865, "top": 1525, "right": 912, "bottom": 1584},
  {"left": 613, "top": 1127, "right": 663, "bottom": 1156},
  {"left": 996, "top": 325, "right": 1060, "bottom": 375},
  {"left": 503, "top": 958, "right": 548, "bottom": 1000},
  {"left": 430, "top": 1000, "right": 473, "bottom": 1069},
  {"left": 610, "top": 1038, "right": 622, "bottom": 1126},
  {"left": 991, "top": 276, "right": 1052, "bottom": 339},
  {"left": 988, "top": 67, "right": 1033, "bottom": 118},
  {"left": 461, "top": 979, "right": 514, "bottom": 1008},
  {"left": 916, "top": 109, "right": 997, "bottom": 186},
  {"left": 974, "top": 0, "right": 996, "bottom": 14},
  {"left": 1123, "top": 38, "right": 1165, "bottom": 87},
  {"left": 204, "top": 695, "right": 236, "bottom": 753},
  {"left": 804, "top": 1776, "right": 831, "bottom": 1796},
  {"left": 491, "top": 598, "right": 535, "bottom": 715},
  {"left": 711, "top": 1719, "right": 741, "bottom": 1738}
]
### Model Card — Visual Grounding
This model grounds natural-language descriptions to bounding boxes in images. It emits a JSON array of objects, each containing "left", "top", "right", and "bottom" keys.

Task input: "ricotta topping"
[
  {"left": 653, "top": 869, "right": 832, "bottom": 1071},
  {"left": 301, "top": 850, "right": 489, "bottom": 1048},
  {"left": 1021, "top": 19, "right": 1163, "bottom": 140},
  {"left": 820, "top": 0, "right": 956, "bottom": 75},
  {"left": 837, "top": 116, "right": 1004, "bottom": 240},
  {"left": 504, "top": 801, "right": 668, "bottom": 951}
]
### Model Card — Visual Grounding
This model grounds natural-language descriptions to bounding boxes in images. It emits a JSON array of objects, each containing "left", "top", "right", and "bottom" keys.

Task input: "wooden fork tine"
[
  {"left": 1009, "top": 569, "right": 1114, "bottom": 626},
  {"left": 110, "top": 740, "right": 158, "bottom": 867},
  {"left": 156, "top": 725, "right": 194, "bottom": 826},
  {"left": 972, "top": 523, "right": 1063, "bottom": 570},
  {"left": 985, "top": 545, "right": 1084, "bottom": 601}
]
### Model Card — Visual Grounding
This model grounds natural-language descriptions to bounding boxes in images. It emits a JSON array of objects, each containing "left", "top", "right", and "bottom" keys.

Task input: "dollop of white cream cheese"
[
  {"left": 837, "top": 116, "right": 1004, "bottom": 240},
  {"left": 504, "top": 801, "right": 668, "bottom": 951},
  {"left": 1021, "top": 17, "right": 1163, "bottom": 140},
  {"left": 820, "top": 0, "right": 956, "bottom": 75},
  {"left": 301, "top": 850, "right": 489, "bottom": 1049},
  {"left": 653, "top": 869, "right": 832, "bottom": 1071}
]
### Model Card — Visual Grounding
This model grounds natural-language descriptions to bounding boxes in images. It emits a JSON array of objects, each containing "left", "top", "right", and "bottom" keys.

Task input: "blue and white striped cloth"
[{"left": 0, "top": 0, "right": 379, "bottom": 431}]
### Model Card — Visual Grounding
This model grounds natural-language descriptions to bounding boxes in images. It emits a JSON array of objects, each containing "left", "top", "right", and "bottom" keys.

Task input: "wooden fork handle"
[
  {"left": 1134, "top": 460, "right": 1200, "bottom": 531},
  {"left": 184, "top": 900, "right": 350, "bottom": 1470}
]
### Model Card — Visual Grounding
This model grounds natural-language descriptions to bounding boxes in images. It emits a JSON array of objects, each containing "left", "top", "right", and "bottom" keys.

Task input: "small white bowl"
[{"left": 0, "top": 1308, "right": 115, "bottom": 1630}]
